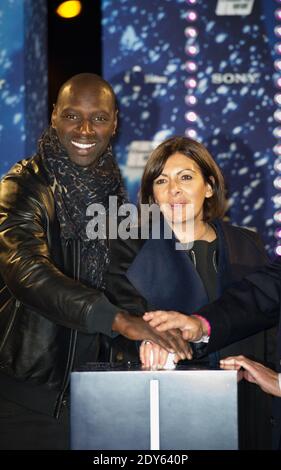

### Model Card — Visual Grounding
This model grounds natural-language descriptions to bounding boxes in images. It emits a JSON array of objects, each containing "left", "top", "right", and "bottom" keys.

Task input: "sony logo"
[{"left": 211, "top": 73, "right": 260, "bottom": 85}]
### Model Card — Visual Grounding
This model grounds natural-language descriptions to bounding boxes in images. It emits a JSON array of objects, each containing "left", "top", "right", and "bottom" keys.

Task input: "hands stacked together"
[
  {"left": 113, "top": 310, "right": 208, "bottom": 369},
  {"left": 114, "top": 310, "right": 281, "bottom": 397},
  {"left": 139, "top": 310, "right": 208, "bottom": 368},
  {"left": 113, "top": 309, "right": 207, "bottom": 369}
]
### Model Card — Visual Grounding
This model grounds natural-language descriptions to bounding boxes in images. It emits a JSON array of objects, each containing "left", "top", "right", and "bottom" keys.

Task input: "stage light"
[
  {"left": 274, "top": 110, "right": 281, "bottom": 122},
  {"left": 56, "top": 1, "right": 82, "bottom": 19},
  {"left": 186, "top": 10, "right": 197, "bottom": 21},
  {"left": 273, "top": 126, "right": 281, "bottom": 138},
  {"left": 274, "top": 91, "right": 281, "bottom": 103},
  {"left": 185, "top": 128, "right": 198, "bottom": 139},
  {"left": 185, "top": 78, "right": 197, "bottom": 88},
  {"left": 185, "top": 61, "right": 198, "bottom": 72},
  {"left": 184, "top": 27, "right": 198, "bottom": 38},
  {"left": 274, "top": 210, "right": 281, "bottom": 222},
  {"left": 185, "top": 111, "right": 197, "bottom": 122},
  {"left": 275, "top": 76, "right": 281, "bottom": 88},
  {"left": 274, "top": 158, "right": 281, "bottom": 172},
  {"left": 273, "top": 194, "right": 281, "bottom": 206},
  {"left": 275, "top": 9, "right": 281, "bottom": 21},
  {"left": 185, "top": 95, "right": 197, "bottom": 106},
  {"left": 186, "top": 0, "right": 197, "bottom": 4},
  {"left": 274, "top": 176, "right": 281, "bottom": 190},
  {"left": 274, "top": 143, "right": 281, "bottom": 154},
  {"left": 275, "top": 227, "right": 281, "bottom": 238},
  {"left": 275, "top": 25, "right": 281, "bottom": 37},
  {"left": 274, "top": 244, "right": 281, "bottom": 256},
  {"left": 275, "top": 43, "right": 281, "bottom": 54},
  {"left": 185, "top": 44, "right": 199, "bottom": 56},
  {"left": 274, "top": 59, "right": 281, "bottom": 71}
]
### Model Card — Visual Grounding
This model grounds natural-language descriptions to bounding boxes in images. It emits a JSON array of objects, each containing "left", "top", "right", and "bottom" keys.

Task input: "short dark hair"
[
  {"left": 139, "top": 136, "right": 227, "bottom": 222},
  {"left": 56, "top": 73, "right": 117, "bottom": 111}
]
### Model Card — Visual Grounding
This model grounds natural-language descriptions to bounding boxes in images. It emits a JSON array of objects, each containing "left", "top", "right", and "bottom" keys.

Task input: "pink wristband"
[{"left": 193, "top": 314, "right": 211, "bottom": 337}]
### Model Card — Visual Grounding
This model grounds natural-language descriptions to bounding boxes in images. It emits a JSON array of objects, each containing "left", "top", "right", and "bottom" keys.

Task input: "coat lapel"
[{"left": 126, "top": 237, "right": 209, "bottom": 314}]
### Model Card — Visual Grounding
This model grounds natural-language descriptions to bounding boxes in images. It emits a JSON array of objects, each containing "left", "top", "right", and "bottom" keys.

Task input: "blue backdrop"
[
  {"left": 102, "top": 0, "right": 277, "bottom": 254},
  {"left": 0, "top": 0, "right": 47, "bottom": 178}
]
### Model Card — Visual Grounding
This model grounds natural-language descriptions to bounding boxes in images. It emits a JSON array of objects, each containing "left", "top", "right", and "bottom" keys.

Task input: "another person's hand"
[
  {"left": 220, "top": 355, "right": 281, "bottom": 398},
  {"left": 112, "top": 311, "right": 192, "bottom": 360},
  {"left": 139, "top": 340, "right": 170, "bottom": 369},
  {"left": 139, "top": 340, "right": 185, "bottom": 369},
  {"left": 143, "top": 310, "right": 207, "bottom": 342}
]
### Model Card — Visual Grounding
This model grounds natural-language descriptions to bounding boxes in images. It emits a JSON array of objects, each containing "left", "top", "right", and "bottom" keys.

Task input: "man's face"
[{"left": 51, "top": 83, "right": 117, "bottom": 168}]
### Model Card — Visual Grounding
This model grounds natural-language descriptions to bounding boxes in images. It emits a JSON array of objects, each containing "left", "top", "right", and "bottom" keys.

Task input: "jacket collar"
[{"left": 126, "top": 219, "right": 230, "bottom": 314}]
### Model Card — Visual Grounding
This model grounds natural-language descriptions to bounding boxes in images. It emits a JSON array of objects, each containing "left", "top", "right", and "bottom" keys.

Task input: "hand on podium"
[
  {"left": 139, "top": 340, "right": 181, "bottom": 369},
  {"left": 112, "top": 311, "right": 192, "bottom": 361},
  {"left": 220, "top": 355, "right": 281, "bottom": 397}
]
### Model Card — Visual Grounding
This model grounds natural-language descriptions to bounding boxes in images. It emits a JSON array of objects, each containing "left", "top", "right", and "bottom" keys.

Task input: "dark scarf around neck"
[{"left": 39, "top": 126, "right": 127, "bottom": 289}]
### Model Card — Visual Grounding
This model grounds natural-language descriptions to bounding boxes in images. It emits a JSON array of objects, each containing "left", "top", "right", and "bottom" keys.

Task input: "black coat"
[
  {"left": 0, "top": 154, "right": 120, "bottom": 417},
  {"left": 105, "top": 219, "right": 275, "bottom": 449},
  {"left": 198, "top": 261, "right": 281, "bottom": 449}
]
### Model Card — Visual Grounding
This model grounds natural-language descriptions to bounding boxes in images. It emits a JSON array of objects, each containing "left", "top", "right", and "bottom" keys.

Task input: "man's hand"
[
  {"left": 220, "top": 355, "right": 281, "bottom": 397},
  {"left": 143, "top": 310, "right": 207, "bottom": 342},
  {"left": 112, "top": 311, "right": 192, "bottom": 360}
]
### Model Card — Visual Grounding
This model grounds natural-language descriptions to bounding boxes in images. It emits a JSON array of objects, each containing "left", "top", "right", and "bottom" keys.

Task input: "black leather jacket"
[{"left": 0, "top": 154, "right": 120, "bottom": 417}]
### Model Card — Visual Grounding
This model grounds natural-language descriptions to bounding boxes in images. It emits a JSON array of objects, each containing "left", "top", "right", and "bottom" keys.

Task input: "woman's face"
[{"left": 152, "top": 152, "right": 213, "bottom": 225}]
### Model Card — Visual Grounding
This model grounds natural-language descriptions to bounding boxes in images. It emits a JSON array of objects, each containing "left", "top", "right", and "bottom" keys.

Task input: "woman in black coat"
[{"left": 105, "top": 136, "right": 274, "bottom": 449}]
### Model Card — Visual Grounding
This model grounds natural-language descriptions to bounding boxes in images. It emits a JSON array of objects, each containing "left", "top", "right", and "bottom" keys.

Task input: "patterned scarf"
[{"left": 39, "top": 126, "right": 127, "bottom": 289}]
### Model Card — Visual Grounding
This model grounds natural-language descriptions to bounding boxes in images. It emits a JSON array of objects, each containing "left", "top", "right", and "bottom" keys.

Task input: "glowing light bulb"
[
  {"left": 185, "top": 44, "right": 199, "bottom": 56},
  {"left": 274, "top": 94, "right": 281, "bottom": 105},
  {"left": 186, "top": 10, "right": 197, "bottom": 21},
  {"left": 275, "top": 244, "right": 281, "bottom": 256},
  {"left": 185, "top": 128, "right": 198, "bottom": 139},
  {"left": 56, "top": 1, "right": 82, "bottom": 19},
  {"left": 186, "top": 61, "right": 198, "bottom": 72},
  {"left": 275, "top": 227, "right": 281, "bottom": 238},
  {"left": 185, "top": 78, "right": 197, "bottom": 88},
  {"left": 275, "top": 8, "right": 281, "bottom": 20},
  {"left": 274, "top": 176, "right": 281, "bottom": 190},
  {"left": 274, "top": 158, "right": 281, "bottom": 172},
  {"left": 274, "top": 110, "right": 281, "bottom": 122},
  {"left": 274, "top": 210, "right": 281, "bottom": 222},
  {"left": 273, "top": 194, "right": 281, "bottom": 206},
  {"left": 185, "top": 111, "right": 197, "bottom": 122},
  {"left": 185, "top": 95, "right": 197, "bottom": 106},
  {"left": 184, "top": 27, "right": 198, "bottom": 38}
]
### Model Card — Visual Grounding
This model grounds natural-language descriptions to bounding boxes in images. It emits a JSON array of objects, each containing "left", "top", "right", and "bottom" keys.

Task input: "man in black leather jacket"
[{"left": 0, "top": 73, "right": 189, "bottom": 449}]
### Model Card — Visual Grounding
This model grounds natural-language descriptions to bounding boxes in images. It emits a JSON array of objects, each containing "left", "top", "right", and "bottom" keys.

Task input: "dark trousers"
[{"left": 0, "top": 394, "right": 70, "bottom": 450}]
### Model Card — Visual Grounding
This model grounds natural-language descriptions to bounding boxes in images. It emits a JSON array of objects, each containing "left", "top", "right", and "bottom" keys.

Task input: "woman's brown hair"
[{"left": 139, "top": 136, "right": 227, "bottom": 222}]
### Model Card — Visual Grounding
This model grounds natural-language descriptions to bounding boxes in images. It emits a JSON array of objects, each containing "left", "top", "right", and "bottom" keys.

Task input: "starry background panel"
[{"left": 102, "top": 0, "right": 277, "bottom": 254}]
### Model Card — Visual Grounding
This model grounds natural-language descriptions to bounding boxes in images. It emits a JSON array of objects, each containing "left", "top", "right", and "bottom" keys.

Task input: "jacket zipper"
[
  {"left": 37, "top": 198, "right": 79, "bottom": 418},
  {"left": 54, "top": 239, "right": 80, "bottom": 418}
]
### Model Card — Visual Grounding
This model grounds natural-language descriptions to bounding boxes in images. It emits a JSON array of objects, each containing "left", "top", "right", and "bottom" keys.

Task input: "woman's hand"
[
  {"left": 139, "top": 340, "right": 170, "bottom": 369},
  {"left": 139, "top": 339, "right": 184, "bottom": 369},
  {"left": 143, "top": 310, "right": 206, "bottom": 342},
  {"left": 139, "top": 329, "right": 193, "bottom": 369}
]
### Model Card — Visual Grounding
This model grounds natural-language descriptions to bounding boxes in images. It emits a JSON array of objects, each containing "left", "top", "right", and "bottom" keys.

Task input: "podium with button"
[{"left": 70, "top": 363, "right": 238, "bottom": 450}]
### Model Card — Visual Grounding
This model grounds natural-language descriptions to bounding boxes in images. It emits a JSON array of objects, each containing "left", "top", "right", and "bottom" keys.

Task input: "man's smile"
[{"left": 71, "top": 140, "right": 97, "bottom": 149}]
